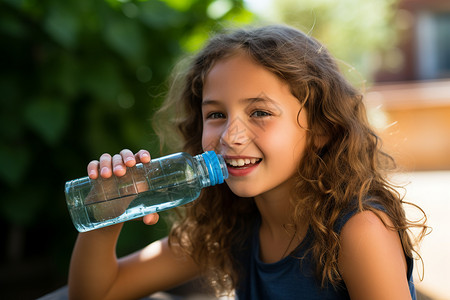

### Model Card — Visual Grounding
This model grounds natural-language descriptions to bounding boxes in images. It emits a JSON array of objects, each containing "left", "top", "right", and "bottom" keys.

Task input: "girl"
[{"left": 68, "top": 24, "right": 428, "bottom": 300}]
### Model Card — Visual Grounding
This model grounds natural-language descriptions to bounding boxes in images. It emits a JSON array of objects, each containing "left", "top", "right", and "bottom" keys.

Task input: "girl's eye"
[
  {"left": 251, "top": 110, "right": 271, "bottom": 118},
  {"left": 206, "top": 112, "right": 225, "bottom": 119}
]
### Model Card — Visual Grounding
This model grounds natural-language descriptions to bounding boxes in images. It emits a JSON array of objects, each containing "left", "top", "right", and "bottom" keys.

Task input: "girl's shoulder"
[
  {"left": 339, "top": 209, "right": 399, "bottom": 252},
  {"left": 338, "top": 209, "right": 414, "bottom": 299},
  {"left": 335, "top": 201, "right": 386, "bottom": 233}
]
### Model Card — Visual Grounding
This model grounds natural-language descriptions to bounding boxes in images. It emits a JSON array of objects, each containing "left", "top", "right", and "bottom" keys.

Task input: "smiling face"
[{"left": 201, "top": 53, "right": 308, "bottom": 199}]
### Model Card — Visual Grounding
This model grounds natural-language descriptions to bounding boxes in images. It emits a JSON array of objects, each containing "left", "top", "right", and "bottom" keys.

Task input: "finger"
[
  {"left": 120, "top": 149, "right": 136, "bottom": 167},
  {"left": 135, "top": 149, "right": 151, "bottom": 164},
  {"left": 87, "top": 160, "right": 99, "bottom": 179},
  {"left": 143, "top": 213, "right": 159, "bottom": 225},
  {"left": 112, "top": 154, "right": 126, "bottom": 177},
  {"left": 99, "top": 153, "right": 113, "bottom": 178}
]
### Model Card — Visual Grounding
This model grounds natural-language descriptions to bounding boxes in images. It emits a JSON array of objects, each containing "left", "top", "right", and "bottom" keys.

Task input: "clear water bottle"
[{"left": 65, "top": 151, "right": 228, "bottom": 232}]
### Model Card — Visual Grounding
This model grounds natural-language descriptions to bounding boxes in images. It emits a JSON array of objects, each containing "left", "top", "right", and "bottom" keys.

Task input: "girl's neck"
[
  {"left": 254, "top": 180, "right": 308, "bottom": 263},
  {"left": 253, "top": 178, "right": 303, "bottom": 237},
  {"left": 255, "top": 193, "right": 291, "bottom": 235}
]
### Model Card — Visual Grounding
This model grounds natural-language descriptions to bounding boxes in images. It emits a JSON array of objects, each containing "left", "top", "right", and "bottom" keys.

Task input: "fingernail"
[
  {"left": 113, "top": 165, "right": 123, "bottom": 172},
  {"left": 100, "top": 167, "right": 109, "bottom": 176},
  {"left": 125, "top": 157, "right": 134, "bottom": 162},
  {"left": 89, "top": 170, "right": 96, "bottom": 178}
]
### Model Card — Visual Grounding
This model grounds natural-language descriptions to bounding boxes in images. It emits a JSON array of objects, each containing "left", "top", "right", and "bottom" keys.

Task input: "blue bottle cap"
[{"left": 201, "top": 151, "right": 225, "bottom": 185}]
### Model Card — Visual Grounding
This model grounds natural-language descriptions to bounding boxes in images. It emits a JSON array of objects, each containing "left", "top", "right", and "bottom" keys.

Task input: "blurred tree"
[
  {"left": 272, "top": 0, "right": 399, "bottom": 84},
  {"left": 0, "top": 0, "right": 253, "bottom": 297}
]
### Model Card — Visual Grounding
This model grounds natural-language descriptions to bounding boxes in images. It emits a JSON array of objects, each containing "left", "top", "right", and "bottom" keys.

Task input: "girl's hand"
[
  {"left": 87, "top": 149, "right": 151, "bottom": 179},
  {"left": 85, "top": 149, "right": 159, "bottom": 225}
]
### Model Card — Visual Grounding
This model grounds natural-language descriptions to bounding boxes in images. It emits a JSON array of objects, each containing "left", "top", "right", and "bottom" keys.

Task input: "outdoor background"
[{"left": 0, "top": 0, "right": 449, "bottom": 299}]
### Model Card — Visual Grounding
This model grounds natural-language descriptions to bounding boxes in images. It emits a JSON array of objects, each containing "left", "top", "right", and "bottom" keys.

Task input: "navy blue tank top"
[{"left": 235, "top": 206, "right": 416, "bottom": 300}]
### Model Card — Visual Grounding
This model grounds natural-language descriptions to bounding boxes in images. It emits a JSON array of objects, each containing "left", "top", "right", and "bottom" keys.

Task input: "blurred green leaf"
[
  {"left": 180, "top": 25, "right": 211, "bottom": 52},
  {"left": 1, "top": 0, "right": 27, "bottom": 9},
  {"left": 0, "top": 13, "right": 27, "bottom": 38},
  {"left": 53, "top": 53, "right": 80, "bottom": 98},
  {"left": 43, "top": 1, "right": 80, "bottom": 49},
  {"left": 103, "top": 13, "right": 145, "bottom": 62},
  {"left": 0, "top": 76, "right": 23, "bottom": 140},
  {"left": 0, "top": 144, "right": 30, "bottom": 186},
  {"left": 162, "top": 0, "right": 195, "bottom": 12},
  {"left": 24, "top": 98, "right": 69, "bottom": 145},
  {"left": 0, "top": 184, "right": 45, "bottom": 225},
  {"left": 80, "top": 61, "right": 123, "bottom": 103},
  {"left": 139, "top": 1, "right": 186, "bottom": 29}
]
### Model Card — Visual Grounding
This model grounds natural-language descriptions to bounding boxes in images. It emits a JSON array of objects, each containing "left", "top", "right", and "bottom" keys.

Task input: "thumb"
[{"left": 143, "top": 213, "right": 159, "bottom": 225}]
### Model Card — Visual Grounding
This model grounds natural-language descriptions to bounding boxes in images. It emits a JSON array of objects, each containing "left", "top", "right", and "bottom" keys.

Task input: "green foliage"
[
  {"left": 0, "top": 0, "right": 253, "bottom": 292},
  {"left": 273, "top": 0, "right": 399, "bottom": 83}
]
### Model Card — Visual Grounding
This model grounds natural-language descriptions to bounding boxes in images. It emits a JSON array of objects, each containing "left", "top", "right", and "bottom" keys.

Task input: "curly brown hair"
[{"left": 153, "top": 24, "right": 428, "bottom": 295}]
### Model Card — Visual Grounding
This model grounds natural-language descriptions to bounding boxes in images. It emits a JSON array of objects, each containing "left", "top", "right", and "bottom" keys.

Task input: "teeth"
[{"left": 225, "top": 158, "right": 260, "bottom": 167}]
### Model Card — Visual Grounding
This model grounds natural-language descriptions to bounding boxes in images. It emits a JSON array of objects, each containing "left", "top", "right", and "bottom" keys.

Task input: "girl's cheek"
[
  {"left": 250, "top": 120, "right": 274, "bottom": 136},
  {"left": 202, "top": 130, "right": 220, "bottom": 152}
]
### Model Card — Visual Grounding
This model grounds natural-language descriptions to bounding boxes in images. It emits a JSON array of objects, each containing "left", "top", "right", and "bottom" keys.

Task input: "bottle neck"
[{"left": 194, "top": 151, "right": 228, "bottom": 188}]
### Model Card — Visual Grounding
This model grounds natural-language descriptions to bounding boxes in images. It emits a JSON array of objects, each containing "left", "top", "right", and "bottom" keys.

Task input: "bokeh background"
[{"left": 1, "top": 0, "right": 449, "bottom": 299}]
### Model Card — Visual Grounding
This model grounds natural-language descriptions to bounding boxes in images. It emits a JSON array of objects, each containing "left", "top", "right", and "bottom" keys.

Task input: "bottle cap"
[{"left": 201, "top": 151, "right": 226, "bottom": 185}]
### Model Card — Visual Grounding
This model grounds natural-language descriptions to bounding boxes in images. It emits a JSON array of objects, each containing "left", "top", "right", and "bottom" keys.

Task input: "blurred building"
[
  {"left": 366, "top": 3, "right": 450, "bottom": 299},
  {"left": 365, "top": 0, "right": 450, "bottom": 171}
]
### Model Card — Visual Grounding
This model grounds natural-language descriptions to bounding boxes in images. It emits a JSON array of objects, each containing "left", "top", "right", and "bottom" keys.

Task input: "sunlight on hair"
[
  {"left": 335, "top": 58, "right": 367, "bottom": 92},
  {"left": 364, "top": 92, "right": 389, "bottom": 130}
]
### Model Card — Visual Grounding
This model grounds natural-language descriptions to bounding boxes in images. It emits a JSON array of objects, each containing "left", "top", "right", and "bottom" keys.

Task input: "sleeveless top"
[{"left": 235, "top": 205, "right": 416, "bottom": 300}]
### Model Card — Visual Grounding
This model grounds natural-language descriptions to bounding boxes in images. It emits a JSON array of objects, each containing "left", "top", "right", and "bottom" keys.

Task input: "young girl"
[{"left": 68, "top": 24, "right": 428, "bottom": 300}]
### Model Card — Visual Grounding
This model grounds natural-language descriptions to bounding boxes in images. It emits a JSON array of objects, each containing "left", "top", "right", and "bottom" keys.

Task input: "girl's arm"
[
  {"left": 68, "top": 150, "right": 200, "bottom": 300},
  {"left": 69, "top": 229, "right": 200, "bottom": 300},
  {"left": 338, "top": 210, "right": 412, "bottom": 300}
]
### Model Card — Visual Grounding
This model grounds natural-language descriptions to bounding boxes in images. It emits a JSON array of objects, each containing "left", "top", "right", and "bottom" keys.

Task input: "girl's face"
[{"left": 201, "top": 53, "right": 308, "bottom": 199}]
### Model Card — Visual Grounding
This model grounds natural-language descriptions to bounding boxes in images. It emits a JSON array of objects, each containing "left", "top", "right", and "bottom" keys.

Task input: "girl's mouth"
[
  {"left": 224, "top": 157, "right": 261, "bottom": 177},
  {"left": 225, "top": 158, "right": 262, "bottom": 168}
]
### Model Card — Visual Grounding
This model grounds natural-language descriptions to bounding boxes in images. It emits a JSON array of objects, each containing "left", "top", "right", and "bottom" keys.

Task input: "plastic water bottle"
[{"left": 65, "top": 151, "right": 228, "bottom": 232}]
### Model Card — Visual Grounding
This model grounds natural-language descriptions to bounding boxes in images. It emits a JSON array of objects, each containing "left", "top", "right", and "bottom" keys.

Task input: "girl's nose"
[{"left": 220, "top": 118, "right": 251, "bottom": 148}]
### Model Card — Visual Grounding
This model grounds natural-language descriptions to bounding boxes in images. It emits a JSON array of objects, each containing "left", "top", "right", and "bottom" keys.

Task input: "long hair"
[{"left": 154, "top": 24, "right": 428, "bottom": 294}]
